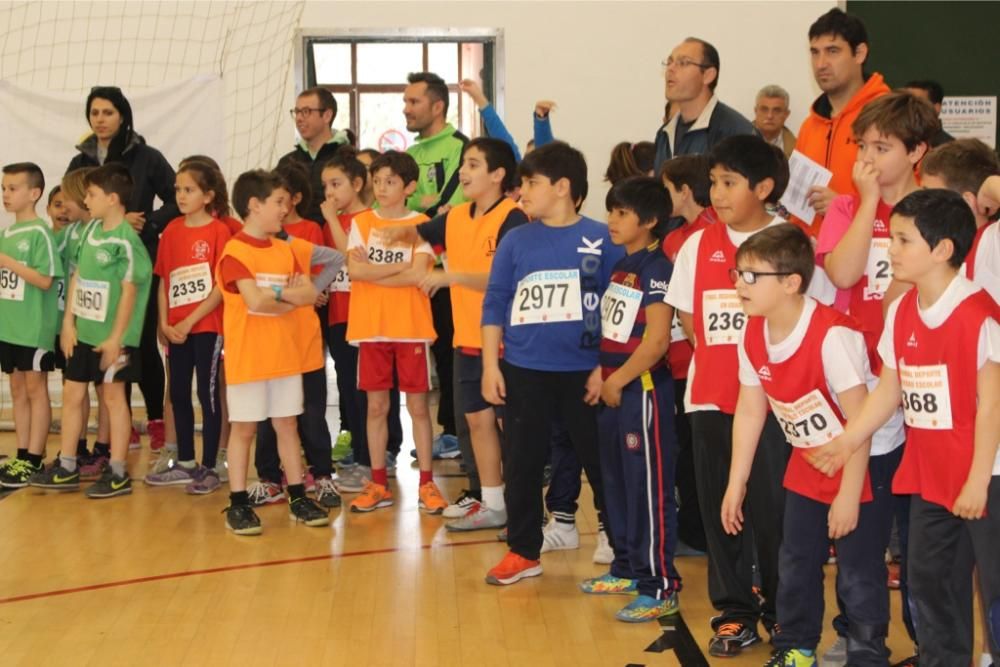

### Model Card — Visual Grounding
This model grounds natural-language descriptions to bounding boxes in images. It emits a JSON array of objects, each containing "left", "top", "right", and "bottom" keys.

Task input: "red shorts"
[{"left": 357, "top": 341, "right": 431, "bottom": 393}]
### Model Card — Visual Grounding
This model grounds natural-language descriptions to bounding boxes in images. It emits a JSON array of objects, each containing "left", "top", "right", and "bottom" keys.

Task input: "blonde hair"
[{"left": 61, "top": 167, "right": 96, "bottom": 207}]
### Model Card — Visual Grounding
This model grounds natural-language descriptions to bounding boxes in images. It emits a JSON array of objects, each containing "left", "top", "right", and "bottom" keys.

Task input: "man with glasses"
[
  {"left": 653, "top": 38, "right": 755, "bottom": 171},
  {"left": 753, "top": 85, "right": 796, "bottom": 159},
  {"left": 278, "top": 87, "right": 351, "bottom": 223}
]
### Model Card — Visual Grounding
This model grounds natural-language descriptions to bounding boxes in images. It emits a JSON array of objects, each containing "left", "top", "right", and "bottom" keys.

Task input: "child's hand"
[
  {"left": 828, "top": 491, "right": 860, "bottom": 539},
  {"left": 350, "top": 246, "right": 369, "bottom": 265},
  {"left": 534, "top": 100, "right": 557, "bottom": 118},
  {"left": 804, "top": 438, "right": 852, "bottom": 477},
  {"left": 720, "top": 483, "right": 746, "bottom": 535},
  {"left": 976, "top": 174, "right": 1000, "bottom": 218},
  {"left": 377, "top": 225, "right": 417, "bottom": 247},
  {"left": 481, "top": 364, "right": 506, "bottom": 405},
  {"left": 583, "top": 367, "right": 602, "bottom": 406},
  {"left": 320, "top": 197, "right": 339, "bottom": 223},
  {"left": 807, "top": 186, "right": 837, "bottom": 216},
  {"left": 418, "top": 269, "right": 450, "bottom": 297},
  {"left": 599, "top": 373, "right": 623, "bottom": 407},
  {"left": 163, "top": 324, "right": 186, "bottom": 345},
  {"left": 61, "top": 324, "right": 77, "bottom": 360},
  {"left": 852, "top": 161, "right": 880, "bottom": 204},
  {"left": 952, "top": 479, "right": 988, "bottom": 519},
  {"left": 175, "top": 317, "right": 193, "bottom": 338},
  {"left": 125, "top": 211, "right": 146, "bottom": 231},
  {"left": 314, "top": 289, "right": 329, "bottom": 307},
  {"left": 94, "top": 337, "right": 123, "bottom": 372},
  {"left": 459, "top": 79, "right": 489, "bottom": 109}
]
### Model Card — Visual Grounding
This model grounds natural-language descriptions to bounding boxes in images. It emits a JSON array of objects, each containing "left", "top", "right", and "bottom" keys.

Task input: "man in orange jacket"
[{"left": 794, "top": 8, "right": 889, "bottom": 238}]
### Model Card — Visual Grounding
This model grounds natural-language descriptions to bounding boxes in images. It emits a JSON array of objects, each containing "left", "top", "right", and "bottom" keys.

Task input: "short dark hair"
[
  {"left": 369, "top": 150, "right": 419, "bottom": 186},
  {"left": 922, "top": 139, "right": 1000, "bottom": 196},
  {"left": 708, "top": 135, "right": 789, "bottom": 204},
  {"left": 299, "top": 86, "right": 337, "bottom": 126},
  {"left": 809, "top": 8, "right": 869, "bottom": 62},
  {"left": 407, "top": 71, "right": 450, "bottom": 116},
  {"left": 47, "top": 186, "right": 62, "bottom": 205},
  {"left": 659, "top": 154, "right": 712, "bottom": 207},
  {"left": 358, "top": 148, "right": 381, "bottom": 162},
  {"left": 232, "top": 169, "right": 283, "bottom": 219},
  {"left": 2, "top": 162, "right": 45, "bottom": 195},
  {"left": 904, "top": 80, "right": 945, "bottom": 106},
  {"left": 605, "top": 141, "right": 656, "bottom": 184},
  {"left": 518, "top": 141, "right": 589, "bottom": 205},
  {"left": 273, "top": 159, "right": 312, "bottom": 217},
  {"left": 85, "top": 163, "right": 133, "bottom": 205},
  {"left": 464, "top": 137, "right": 518, "bottom": 193},
  {"left": 685, "top": 37, "right": 720, "bottom": 92},
  {"left": 322, "top": 145, "right": 369, "bottom": 187},
  {"left": 735, "top": 223, "right": 815, "bottom": 294},
  {"left": 852, "top": 92, "right": 940, "bottom": 153},
  {"left": 605, "top": 176, "right": 673, "bottom": 239},
  {"left": 892, "top": 189, "right": 976, "bottom": 269}
]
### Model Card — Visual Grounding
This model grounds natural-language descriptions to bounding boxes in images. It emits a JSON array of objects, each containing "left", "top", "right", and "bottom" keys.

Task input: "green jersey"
[
  {"left": 72, "top": 219, "right": 152, "bottom": 348},
  {"left": 0, "top": 218, "right": 64, "bottom": 350},
  {"left": 406, "top": 123, "right": 468, "bottom": 214}
]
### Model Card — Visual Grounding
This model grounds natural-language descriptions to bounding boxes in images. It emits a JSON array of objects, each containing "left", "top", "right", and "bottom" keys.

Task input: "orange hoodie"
[{"left": 793, "top": 73, "right": 890, "bottom": 237}]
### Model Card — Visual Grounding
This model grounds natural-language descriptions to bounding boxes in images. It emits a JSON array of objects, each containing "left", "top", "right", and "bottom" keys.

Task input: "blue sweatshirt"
[{"left": 482, "top": 217, "right": 624, "bottom": 371}]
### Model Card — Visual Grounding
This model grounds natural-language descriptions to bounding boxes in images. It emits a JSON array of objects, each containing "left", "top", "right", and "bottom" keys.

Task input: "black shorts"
[
  {"left": 64, "top": 342, "right": 141, "bottom": 385},
  {"left": 0, "top": 341, "right": 55, "bottom": 374},
  {"left": 456, "top": 350, "right": 492, "bottom": 414},
  {"left": 53, "top": 335, "right": 66, "bottom": 370}
]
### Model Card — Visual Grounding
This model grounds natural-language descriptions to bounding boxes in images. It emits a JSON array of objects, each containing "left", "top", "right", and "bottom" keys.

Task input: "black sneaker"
[
  {"left": 708, "top": 621, "right": 761, "bottom": 657},
  {"left": 0, "top": 459, "right": 42, "bottom": 488},
  {"left": 224, "top": 504, "right": 262, "bottom": 535},
  {"left": 891, "top": 656, "right": 919, "bottom": 667},
  {"left": 85, "top": 467, "right": 133, "bottom": 499},
  {"left": 313, "top": 476, "right": 342, "bottom": 509},
  {"left": 29, "top": 462, "right": 80, "bottom": 491},
  {"left": 289, "top": 496, "right": 330, "bottom": 526}
]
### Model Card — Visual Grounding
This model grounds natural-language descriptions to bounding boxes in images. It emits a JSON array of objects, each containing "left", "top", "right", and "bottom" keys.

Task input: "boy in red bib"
[{"left": 810, "top": 189, "right": 1000, "bottom": 667}]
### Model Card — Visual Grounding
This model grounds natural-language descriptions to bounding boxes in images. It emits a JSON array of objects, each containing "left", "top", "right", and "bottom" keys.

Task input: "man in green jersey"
[
  {"left": 30, "top": 164, "right": 152, "bottom": 499},
  {"left": 0, "top": 163, "right": 64, "bottom": 489}
]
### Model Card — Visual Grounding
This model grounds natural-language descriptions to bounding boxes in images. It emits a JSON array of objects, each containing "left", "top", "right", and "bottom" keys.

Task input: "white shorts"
[{"left": 226, "top": 374, "right": 303, "bottom": 422}]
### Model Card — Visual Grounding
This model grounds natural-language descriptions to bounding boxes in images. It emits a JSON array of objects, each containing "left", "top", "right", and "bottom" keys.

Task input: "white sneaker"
[
  {"left": 540, "top": 518, "right": 580, "bottom": 553},
  {"left": 442, "top": 489, "right": 481, "bottom": 519},
  {"left": 820, "top": 635, "right": 847, "bottom": 667},
  {"left": 334, "top": 464, "right": 370, "bottom": 493},
  {"left": 592, "top": 529, "right": 614, "bottom": 564},
  {"left": 149, "top": 444, "right": 178, "bottom": 474}
]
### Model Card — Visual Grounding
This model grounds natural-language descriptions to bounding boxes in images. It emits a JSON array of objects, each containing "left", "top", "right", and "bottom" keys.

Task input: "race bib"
[
  {"left": 865, "top": 238, "right": 892, "bottom": 295},
  {"left": 898, "top": 363, "right": 953, "bottom": 429},
  {"left": 670, "top": 310, "right": 687, "bottom": 343},
  {"left": 0, "top": 267, "right": 24, "bottom": 301},
  {"left": 768, "top": 389, "right": 844, "bottom": 448},
  {"left": 702, "top": 289, "right": 745, "bottom": 346},
  {"left": 168, "top": 262, "right": 212, "bottom": 308},
  {"left": 601, "top": 282, "right": 642, "bottom": 341},
  {"left": 367, "top": 233, "right": 411, "bottom": 265},
  {"left": 56, "top": 278, "right": 65, "bottom": 312},
  {"left": 72, "top": 278, "right": 110, "bottom": 322},
  {"left": 250, "top": 272, "right": 290, "bottom": 316},
  {"left": 511, "top": 270, "right": 582, "bottom": 326},
  {"left": 330, "top": 266, "right": 351, "bottom": 293}
]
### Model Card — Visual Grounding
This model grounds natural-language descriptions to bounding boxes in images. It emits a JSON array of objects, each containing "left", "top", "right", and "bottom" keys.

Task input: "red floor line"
[{"left": 0, "top": 536, "right": 505, "bottom": 605}]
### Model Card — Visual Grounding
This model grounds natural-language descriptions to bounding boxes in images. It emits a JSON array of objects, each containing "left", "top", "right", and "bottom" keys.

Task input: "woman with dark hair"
[{"left": 67, "top": 86, "right": 177, "bottom": 449}]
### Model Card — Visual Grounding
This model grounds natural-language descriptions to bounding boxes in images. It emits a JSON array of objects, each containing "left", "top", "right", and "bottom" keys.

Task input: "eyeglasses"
[
  {"left": 662, "top": 57, "right": 711, "bottom": 70},
  {"left": 729, "top": 269, "right": 794, "bottom": 285},
  {"left": 289, "top": 107, "right": 326, "bottom": 118}
]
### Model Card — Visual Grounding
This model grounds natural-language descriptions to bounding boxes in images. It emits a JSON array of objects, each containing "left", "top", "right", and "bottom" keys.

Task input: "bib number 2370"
[{"left": 511, "top": 270, "right": 582, "bottom": 326}]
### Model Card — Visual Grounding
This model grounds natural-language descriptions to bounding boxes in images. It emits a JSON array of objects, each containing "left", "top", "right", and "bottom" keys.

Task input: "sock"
[
  {"left": 94, "top": 442, "right": 110, "bottom": 457},
  {"left": 551, "top": 511, "right": 576, "bottom": 527},
  {"left": 76, "top": 439, "right": 89, "bottom": 456},
  {"left": 109, "top": 460, "right": 127, "bottom": 477},
  {"left": 60, "top": 455, "right": 78, "bottom": 472},
  {"left": 597, "top": 520, "right": 605, "bottom": 533},
  {"left": 230, "top": 490, "right": 249, "bottom": 506},
  {"left": 16, "top": 448, "right": 27, "bottom": 460},
  {"left": 177, "top": 459, "right": 197, "bottom": 470},
  {"left": 800, "top": 650, "right": 814, "bottom": 657},
  {"left": 287, "top": 483, "right": 306, "bottom": 500},
  {"left": 482, "top": 485, "right": 505, "bottom": 511},
  {"left": 372, "top": 467, "right": 387, "bottom": 486},
  {"left": 979, "top": 653, "right": 992, "bottom": 667},
  {"left": 419, "top": 469, "right": 433, "bottom": 486},
  {"left": 26, "top": 452, "right": 43, "bottom": 467}
]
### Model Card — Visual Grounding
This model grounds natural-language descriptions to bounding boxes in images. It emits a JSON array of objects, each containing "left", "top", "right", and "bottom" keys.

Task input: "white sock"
[
  {"left": 482, "top": 485, "right": 505, "bottom": 511},
  {"left": 979, "top": 653, "right": 992, "bottom": 667}
]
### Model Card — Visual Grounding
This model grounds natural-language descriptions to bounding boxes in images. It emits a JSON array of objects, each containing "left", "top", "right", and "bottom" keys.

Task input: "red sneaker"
[
  {"left": 128, "top": 427, "right": 141, "bottom": 451},
  {"left": 485, "top": 551, "right": 542, "bottom": 586},
  {"left": 147, "top": 419, "right": 165, "bottom": 451}
]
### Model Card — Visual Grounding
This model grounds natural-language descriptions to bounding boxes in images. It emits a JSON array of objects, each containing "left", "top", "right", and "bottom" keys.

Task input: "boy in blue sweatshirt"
[{"left": 481, "top": 141, "right": 625, "bottom": 585}]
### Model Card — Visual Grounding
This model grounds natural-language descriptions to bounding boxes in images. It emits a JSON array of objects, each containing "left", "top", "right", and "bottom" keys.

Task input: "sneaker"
[
  {"left": 827, "top": 545, "right": 837, "bottom": 564},
  {"left": 442, "top": 489, "right": 481, "bottom": 519},
  {"left": 350, "top": 481, "right": 394, "bottom": 513},
  {"left": 0, "top": 458, "right": 42, "bottom": 488},
  {"left": 331, "top": 431, "right": 352, "bottom": 462},
  {"left": 593, "top": 529, "right": 614, "bottom": 564},
  {"left": 334, "top": 464, "right": 370, "bottom": 493},
  {"left": 540, "top": 519, "right": 580, "bottom": 553},
  {"left": 708, "top": 622, "right": 761, "bottom": 658},
  {"left": 79, "top": 454, "right": 109, "bottom": 481},
  {"left": 214, "top": 449, "right": 229, "bottom": 483},
  {"left": 446, "top": 503, "right": 507, "bottom": 532},
  {"left": 185, "top": 467, "right": 221, "bottom": 495},
  {"left": 386, "top": 451, "right": 397, "bottom": 478},
  {"left": 289, "top": 496, "right": 330, "bottom": 526},
  {"left": 765, "top": 649, "right": 818, "bottom": 666},
  {"left": 247, "top": 480, "right": 285, "bottom": 506},
  {"left": 147, "top": 419, "right": 166, "bottom": 451},
  {"left": 85, "top": 467, "right": 133, "bottom": 499},
  {"left": 314, "top": 476, "right": 342, "bottom": 508},
  {"left": 496, "top": 526, "right": 508, "bottom": 542},
  {"left": 485, "top": 551, "right": 543, "bottom": 585},
  {"left": 820, "top": 636, "right": 847, "bottom": 667},
  {"left": 224, "top": 504, "right": 262, "bottom": 535},
  {"left": 410, "top": 433, "right": 461, "bottom": 460},
  {"left": 579, "top": 573, "right": 638, "bottom": 595},
  {"left": 148, "top": 444, "right": 178, "bottom": 475},
  {"left": 129, "top": 426, "right": 141, "bottom": 451},
  {"left": 29, "top": 463, "right": 80, "bottom": 491},
  {"left": 336, "top": 451, "right": 356, "bottom": 467},
  {"left": 144, "top": 463, "right": 197, "bottom": 486},
  {"left": 891, "top": 654, "right": 920, "bottom": 667},
  {"left": 887, "top": 562, "right": 901, "bottom": 590},
  {"left": 616, "top": 593, "right": 680, "bottom": 623},
  {"left": 418, "top": 481, "right": 448, "bottom": 514}
]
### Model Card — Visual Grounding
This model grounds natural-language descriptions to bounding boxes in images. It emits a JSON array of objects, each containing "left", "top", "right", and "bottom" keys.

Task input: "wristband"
[{"left": 271, "top": 284, "right": 283, "bottom": 302}]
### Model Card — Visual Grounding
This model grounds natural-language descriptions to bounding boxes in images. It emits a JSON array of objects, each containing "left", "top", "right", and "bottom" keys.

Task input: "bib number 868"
[{"left": 901, "top": 392, "right": 938, "bottom": 413}]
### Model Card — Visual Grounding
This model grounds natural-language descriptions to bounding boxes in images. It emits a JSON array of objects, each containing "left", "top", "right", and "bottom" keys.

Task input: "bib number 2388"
[{"left": 511, "top": 270, "right": 582, "bottom": 326}]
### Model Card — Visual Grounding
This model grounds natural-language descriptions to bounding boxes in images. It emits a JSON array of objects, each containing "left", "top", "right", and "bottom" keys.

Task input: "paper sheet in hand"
[{"left": 780, "top": 150, "right": 833, "bottom": 225}]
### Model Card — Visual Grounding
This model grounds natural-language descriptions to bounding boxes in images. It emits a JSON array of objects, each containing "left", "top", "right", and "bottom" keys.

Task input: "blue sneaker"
[
  {"left": 410, "top": 434, "right": 461, "bottom": 460},
  {"left": 579, "top": 573, "right": 638, "bottom": 595},
  {"left": 615, "top": 593, "right": 679, "bottom": 623}
]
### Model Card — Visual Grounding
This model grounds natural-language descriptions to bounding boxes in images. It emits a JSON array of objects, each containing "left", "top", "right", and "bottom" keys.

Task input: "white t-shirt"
[
  {"left": 971, "top": 222, "right": 1000, "bottom": 304},
  {"left": 738, "top": 298, "right": 904, "bottom": 455}
]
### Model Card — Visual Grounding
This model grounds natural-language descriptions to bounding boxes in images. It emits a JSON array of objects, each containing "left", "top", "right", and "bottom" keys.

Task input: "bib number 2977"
[{"left": 511, "top": 270, "right": 582, "bottom": 326}]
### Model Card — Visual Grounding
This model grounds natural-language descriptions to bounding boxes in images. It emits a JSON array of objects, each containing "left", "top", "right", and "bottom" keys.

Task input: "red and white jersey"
[
  {"left": 966, "top": 221, "right": 1000, "bottom": 305},
  {"left": 662, "top": 207, "right": 715, "bottom": 380}
]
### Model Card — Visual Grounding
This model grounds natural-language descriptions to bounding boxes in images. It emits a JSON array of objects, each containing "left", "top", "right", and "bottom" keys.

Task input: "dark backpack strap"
[{"left": 425, "top": 131, "right": 469, "bottom": 218}]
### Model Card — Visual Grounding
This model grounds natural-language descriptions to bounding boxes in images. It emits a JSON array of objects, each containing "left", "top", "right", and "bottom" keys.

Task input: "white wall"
[{"left": 293, "top": 0, "right": 835, "bottom": 218}]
